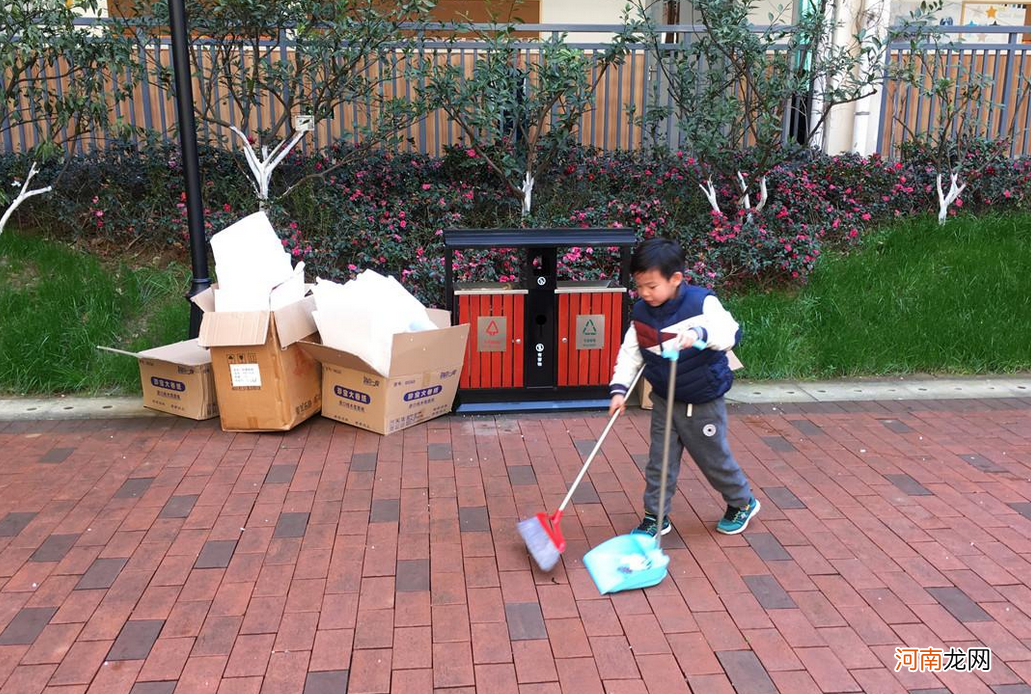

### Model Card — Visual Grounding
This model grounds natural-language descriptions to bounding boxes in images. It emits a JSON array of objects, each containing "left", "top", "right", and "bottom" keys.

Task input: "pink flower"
[
  {"left": 422, "top": 183, "right": 432, "bottom": 190},
  {"left": 861, "top": 212, "right": 871, "bottom": 221},
  {"left": 466, "top": 149, "right": 477, "bottom": 158}
]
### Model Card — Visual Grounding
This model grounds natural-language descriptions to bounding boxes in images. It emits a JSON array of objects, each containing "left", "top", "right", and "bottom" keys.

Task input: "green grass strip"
[
  {"left": 0, "top": 232, "right": 190, "bottom": 394},
  {"left": 727, "top": 213, "right": 1031, "bottom": 379}
]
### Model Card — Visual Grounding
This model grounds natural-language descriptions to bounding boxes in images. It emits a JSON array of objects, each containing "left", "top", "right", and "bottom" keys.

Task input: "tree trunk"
[
  {"left": 936, "top": 172, "right": 965, "bottom": 226},
  {"left": 0, "top": 162, "right": 52, "bottom": 237},
  {"left": 521, "top": 172, "right": 535, "bottom": 217}
]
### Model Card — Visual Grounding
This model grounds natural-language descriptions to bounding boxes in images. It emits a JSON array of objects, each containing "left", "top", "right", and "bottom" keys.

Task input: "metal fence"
[
  {"left": 878, "top": 26, "right": 1031, "bottom": 159},
  {"left": 5, "top": 22, "right": 1031, "bottom": 157}
]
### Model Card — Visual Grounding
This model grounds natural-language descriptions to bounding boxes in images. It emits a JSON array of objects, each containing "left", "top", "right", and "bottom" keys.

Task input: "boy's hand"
[
  {"left": 608, "top": 394, "right": 626, "bottom": 417},
  {"left": 679, "top": 329, "right": 704, "bottom": 350}
]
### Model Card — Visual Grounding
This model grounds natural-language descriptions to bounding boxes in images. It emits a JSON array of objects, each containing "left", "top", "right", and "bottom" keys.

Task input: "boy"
[{"left": 608, "top": 237, "right": 759, "bottom": 537}]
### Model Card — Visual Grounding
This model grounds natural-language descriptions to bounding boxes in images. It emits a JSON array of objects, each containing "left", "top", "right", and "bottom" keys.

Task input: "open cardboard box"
[
  {"left": 99, "top": 339, "right": 218, "bottom": 420},
  {"left": 299, "top": 309, "right": 469, "bottom": 435},
  {"left": 192, "top": 287, "right": 321, "bottom": 432}
]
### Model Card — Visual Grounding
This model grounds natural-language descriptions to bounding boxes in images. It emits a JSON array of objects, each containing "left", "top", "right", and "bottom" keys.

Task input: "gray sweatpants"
[{"left": 645, "top": 393, "right": 752, "bottom": 517}]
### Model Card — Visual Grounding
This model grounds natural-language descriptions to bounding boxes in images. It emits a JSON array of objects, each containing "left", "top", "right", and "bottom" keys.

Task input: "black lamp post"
[{"left": 167, "top": 0, "right": 210, "bottom": 338}]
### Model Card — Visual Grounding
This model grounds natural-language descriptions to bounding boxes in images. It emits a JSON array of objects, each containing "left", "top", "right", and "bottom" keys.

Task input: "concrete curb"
[
  {"left": 725, "top": 375, "right": 1031, "bottom": 404},
  {"left": 2, "top": 375, "right": 1029, "bottom": 421},
  {"left": 0, "top": 396, "right": 162, "bottom": 421}
]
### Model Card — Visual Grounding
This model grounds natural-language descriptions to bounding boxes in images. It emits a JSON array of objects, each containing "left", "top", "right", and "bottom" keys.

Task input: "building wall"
[{"left": 540, "top": 0, "right": 642, "bottom": 42}]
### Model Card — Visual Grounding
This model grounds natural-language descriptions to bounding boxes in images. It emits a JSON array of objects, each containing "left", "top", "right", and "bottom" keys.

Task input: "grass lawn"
[
  {"left": 0, "top": 231, "right": 190, "bottom": 394},
  {"left": 1, "top": 212, "right": 1028, "bottom": 394},
  {"left": 727, "top": 213, "right": 1031, "bottom": 379}
]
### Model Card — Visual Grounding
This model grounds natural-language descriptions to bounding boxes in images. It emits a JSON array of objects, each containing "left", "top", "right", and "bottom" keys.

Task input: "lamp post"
[{"left": 167, "top": 0, "right": 210, "bottom": 338}]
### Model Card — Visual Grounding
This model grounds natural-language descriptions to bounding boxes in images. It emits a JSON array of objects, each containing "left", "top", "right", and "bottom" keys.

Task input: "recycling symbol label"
[
  {"left": 477, "top": 316, "right": 507, "bottom": 352},
  {"left": 575, "top": 314, "right": 605, "bottom": 350}
]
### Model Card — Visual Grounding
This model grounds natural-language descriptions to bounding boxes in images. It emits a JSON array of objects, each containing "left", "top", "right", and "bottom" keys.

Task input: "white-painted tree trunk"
[
  {"left": 699, "top": 173, "right": 767, "bottom": 218},
  {"left": 753, "top": 176, "right": 769, "bottom": 213},
  {"left": 736, "top": 172, "right": 751, "bottom": 210},
  {"left": 521, "top": 171, "right": 535, "bottom": 217},
  {"left": 936, "top": 172, "right": 966, "bottom": 225},
  {"left": 230, "top": 126, "right": 306, "bottom": 205},
  {"left": 0, "top": 162, "right": 52, "bottom": 237},
  {"left": 699, "top": 177, "right": 722, "bottom": 216}
]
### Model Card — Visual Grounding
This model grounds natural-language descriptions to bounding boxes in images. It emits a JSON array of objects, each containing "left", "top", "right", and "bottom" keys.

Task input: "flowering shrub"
[{"left": 5, "top": 139, "right": 1030, "bottom": 307}]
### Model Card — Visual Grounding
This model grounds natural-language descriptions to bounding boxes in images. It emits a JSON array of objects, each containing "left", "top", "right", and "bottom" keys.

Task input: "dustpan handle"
[
  {"left": 556, "top": 366, "right": 645, "bottom": 514},
  {"left": 655, "top": 349, "right": 679, "bottom": 552}
]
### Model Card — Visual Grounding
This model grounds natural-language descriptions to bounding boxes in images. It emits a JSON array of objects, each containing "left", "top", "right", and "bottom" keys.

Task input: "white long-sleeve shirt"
[{"left": 609, "top": 294, "right": 741, "bottom": 396}]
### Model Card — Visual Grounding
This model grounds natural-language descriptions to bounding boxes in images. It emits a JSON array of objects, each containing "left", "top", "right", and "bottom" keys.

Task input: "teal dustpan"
[
  {"left": 584, "top": 337, "right": 703, "bottom": 595},
  {"left": 583, "top": 532, "right": 670, "bottom": 594}
]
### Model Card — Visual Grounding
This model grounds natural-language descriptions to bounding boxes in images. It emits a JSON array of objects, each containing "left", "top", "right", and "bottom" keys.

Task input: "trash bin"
[
  {"left": 454, "top": 282, "right": 527, "bottom": 389},
  {"left": 556, "top": 280, "right": 627, "bottom": 387},
  {"left": 443, "top": 228, "right": 637, "bottom": 412}
]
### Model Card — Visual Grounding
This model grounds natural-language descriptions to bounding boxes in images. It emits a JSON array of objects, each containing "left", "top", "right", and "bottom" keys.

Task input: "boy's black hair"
[{"left": 630, "top": 237, "right": 685, "bottom": 279}]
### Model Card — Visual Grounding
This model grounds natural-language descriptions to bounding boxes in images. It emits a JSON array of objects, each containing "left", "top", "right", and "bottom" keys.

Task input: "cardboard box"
[
  {"left": 299, "top": 309, "right": 469, "bottom": 435},
  {"left": 99, "top": 339, "right": 219, "bottom": 420},
  {"left": 638, "top": 350, "right": 744, "bottom": 410},
  {"left": 192, "top": 288, "right": 322, "bottom": 432}
]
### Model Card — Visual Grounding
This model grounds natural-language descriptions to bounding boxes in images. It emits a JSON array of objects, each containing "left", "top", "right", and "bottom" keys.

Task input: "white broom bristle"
[{"left": 517, "top": 517, "right": 561, "bottom": 572}]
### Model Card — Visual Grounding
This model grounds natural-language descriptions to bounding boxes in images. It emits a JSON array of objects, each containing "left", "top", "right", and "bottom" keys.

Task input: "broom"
[{"left": 517, "top": 366, "right": 646, "bottom": 572}]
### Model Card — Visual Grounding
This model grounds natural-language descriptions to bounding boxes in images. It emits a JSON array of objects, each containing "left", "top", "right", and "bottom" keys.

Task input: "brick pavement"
[{"left": 1, "top": 398, "right": 1030, "bottom": 693}]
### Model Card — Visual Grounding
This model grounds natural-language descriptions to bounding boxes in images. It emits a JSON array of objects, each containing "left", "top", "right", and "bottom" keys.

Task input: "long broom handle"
[
  {"left": 556, "top": 365, "right": 646, "bottom": 515},
  {"left": 655, "top": 353, "right": 678, "bottom": 552}
]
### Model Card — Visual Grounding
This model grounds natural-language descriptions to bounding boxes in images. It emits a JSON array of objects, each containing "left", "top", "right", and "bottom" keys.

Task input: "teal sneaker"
[
  {"left": 631, "top": 513, "right": 671, "bottom": 537},
  {"left": 716, "top": 497, "right": 761, "bottom": 535}
]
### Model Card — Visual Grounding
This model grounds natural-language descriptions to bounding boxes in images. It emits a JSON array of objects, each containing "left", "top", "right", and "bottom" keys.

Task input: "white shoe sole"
[
  {"left": 632, "top": 521, "right": 673, "bottom": 537},
  {"left": 716, "top": 499, "right": 761, "bottom": 535}
]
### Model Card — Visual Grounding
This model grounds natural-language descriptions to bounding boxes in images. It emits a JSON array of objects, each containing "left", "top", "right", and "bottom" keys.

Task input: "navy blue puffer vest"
[{"left": 632, "top": 284, "right": 739, "bottom": 404}]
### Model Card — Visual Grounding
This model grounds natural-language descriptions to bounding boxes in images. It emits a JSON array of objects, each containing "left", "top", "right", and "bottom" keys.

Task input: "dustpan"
[
  {"left": 584, "top": 338, "right": 701, "bottom": 595},
  {"left": 583, "top": 532, "right": 671, "bottom": 593}
]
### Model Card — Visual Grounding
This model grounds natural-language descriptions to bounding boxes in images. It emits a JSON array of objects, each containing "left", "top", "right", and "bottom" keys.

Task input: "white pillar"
[
  {"left": 851, "top": 0, "right": 894, "bottom": 155},
  {"left": 824, "top": 0, "right": 859, "bottom": 153}
]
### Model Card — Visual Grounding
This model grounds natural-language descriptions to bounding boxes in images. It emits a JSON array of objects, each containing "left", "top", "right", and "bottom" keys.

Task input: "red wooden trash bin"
[
  {"left": 556, "top": 281, "right": 627, "bottom": 387},
  {"left": 444, "top": 228, "right": 637, "bottom": 412},
  {"left": 455, "top": 283, "right": 527, "bottom": 390}
]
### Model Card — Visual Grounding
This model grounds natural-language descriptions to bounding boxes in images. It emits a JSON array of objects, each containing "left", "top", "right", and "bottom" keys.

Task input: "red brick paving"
[{"left": 1, "top": 399, "right": 1031, "bottom": 693}]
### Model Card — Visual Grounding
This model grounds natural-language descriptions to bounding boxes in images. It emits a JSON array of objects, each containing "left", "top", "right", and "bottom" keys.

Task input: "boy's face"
[{"left": 633, "top": 269, "right": 683, "bottom": 307}]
